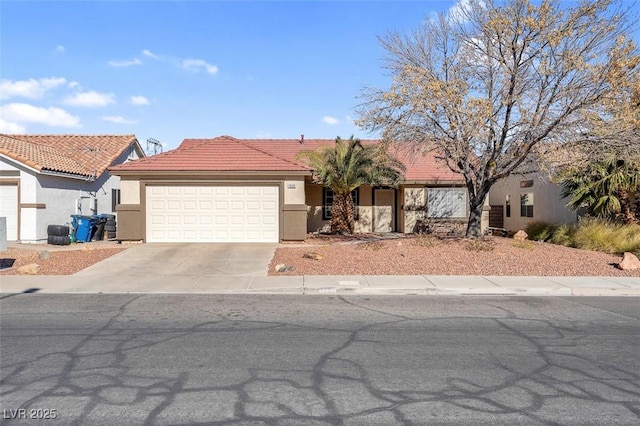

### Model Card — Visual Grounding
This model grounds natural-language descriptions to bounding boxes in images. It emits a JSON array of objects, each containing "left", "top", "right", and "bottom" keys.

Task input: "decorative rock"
[
  {"left": 617, "top": 252, "right": 640, "bottom": 270},
  {"left": 39, "top": 250, "right": 51, "bottom": 261},
  {"left": 18, "top": 263, "right": 40, "bottom": 275},
  {"left": 303, "top": 252, "right": 324, "bottom": 260},
  {"left": 513, "top": 230, "right": 528, "bottom": 241},
  {"left": 274, "top": 264, "right": 294, "bottom": 273}
]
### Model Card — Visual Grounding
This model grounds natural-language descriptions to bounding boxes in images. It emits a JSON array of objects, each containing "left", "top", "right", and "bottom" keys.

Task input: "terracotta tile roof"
[
  {"left": 112, "top": 135, "right": 463, "bottom": 182},
  {"left": 110, "top": 136, "right": 312, "bottom": 172},
  {"left": 0, "top": 134, "right": 139, "bottom": 179},
  {"left": 243, "top": 138, "right": 462, "bottom": 182}
]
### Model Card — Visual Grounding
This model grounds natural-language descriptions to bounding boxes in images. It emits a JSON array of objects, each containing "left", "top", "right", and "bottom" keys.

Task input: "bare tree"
[{"left": 358, "top": 0, "right": 639, "bottom": 237}]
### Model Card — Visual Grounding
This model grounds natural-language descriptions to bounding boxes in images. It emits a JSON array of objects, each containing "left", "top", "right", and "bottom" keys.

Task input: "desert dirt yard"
[{"left": 1, "top": 235, "right": 638, "bottom": 277}]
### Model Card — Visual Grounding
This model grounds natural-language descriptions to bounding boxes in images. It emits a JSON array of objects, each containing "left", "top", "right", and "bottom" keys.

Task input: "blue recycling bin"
[{"left": 71, "top": 215, "right": 95, "bottom": 243}]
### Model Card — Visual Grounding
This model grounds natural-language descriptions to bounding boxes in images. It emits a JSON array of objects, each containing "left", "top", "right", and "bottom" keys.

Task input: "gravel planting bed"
[
  {"left": 0, "top": 243, "right": 127, "bottom": 275},
  {"left": 270, "top": 235, "right": 640, "bottom": 277}
]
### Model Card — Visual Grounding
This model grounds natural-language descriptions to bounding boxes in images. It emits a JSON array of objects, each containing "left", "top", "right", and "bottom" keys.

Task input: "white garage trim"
[
  {"left": 145, "top": 185, "right": 280, "bottom": 243},
  {"left": 0, "top": 182, "right": 19, "bottom": 241}
]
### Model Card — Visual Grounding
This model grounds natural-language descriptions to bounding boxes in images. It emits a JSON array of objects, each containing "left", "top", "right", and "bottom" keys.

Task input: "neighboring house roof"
[
  {"left": 111, "top": 135, "right": 463, "bottom": 182},
  {"left": 0, "top": 134, "right": 141, "bottom": 180}
]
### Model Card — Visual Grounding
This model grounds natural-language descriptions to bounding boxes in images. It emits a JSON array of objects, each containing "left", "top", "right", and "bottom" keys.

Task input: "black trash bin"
[{"left": 91, "top": 214, "right": 109, "bottom": 241}]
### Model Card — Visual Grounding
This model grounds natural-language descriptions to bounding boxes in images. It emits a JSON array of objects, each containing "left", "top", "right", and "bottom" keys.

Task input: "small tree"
[
  {"left": 358, "top": 0, "right": 639, "bottom": 237},
  {"left": 297, "top": 136, "right": 405, "bottom": 234}
]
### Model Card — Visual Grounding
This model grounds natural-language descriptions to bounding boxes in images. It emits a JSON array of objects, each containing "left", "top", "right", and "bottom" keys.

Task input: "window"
[
  {"left": 520, "top": 193, "right": 534, "bottom": 217},
  {"left": 505, "top": 194, "right": 511, "bottom": 218},
  {"left": 427, "top": 187, "right": 466, "bottom": 218},
  {"left": 520, "top": 179, "right": 534, "bottom": 188},
  {"left": 323, "top": 187, "right": 359, "bottom": 220},
  {"left": 112, "top": 188, "right": 121, "bottom": 212}
]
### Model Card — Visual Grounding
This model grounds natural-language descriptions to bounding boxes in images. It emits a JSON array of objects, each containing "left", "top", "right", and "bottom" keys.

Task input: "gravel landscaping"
[
  {"left": 2, "top": 235, "right": 638, "bottom": 277},
  {"left": 269, "top": 234, "right": 640, "bottom": 277},
  {"left": 0, "top": 243, "right": 127, "bottom": 275}
]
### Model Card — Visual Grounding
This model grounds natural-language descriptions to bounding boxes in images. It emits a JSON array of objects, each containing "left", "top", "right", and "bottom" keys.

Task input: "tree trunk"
[
  {"left": 465, "top": 187, "right": 489, "bottom": 238},
  {"left": 465, "top": 201, "right": 485, "bottom": 238},
  {"left": 330, "top": 192, "right": 355, "bottom": 234},
  {"left": 618, "top": 188, "right": 637, "bottom": 225}
]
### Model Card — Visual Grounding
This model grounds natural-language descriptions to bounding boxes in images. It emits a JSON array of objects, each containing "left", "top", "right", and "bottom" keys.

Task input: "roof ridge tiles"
[{"left": 228, "top": 137, "right": 312, "bottom": 170}]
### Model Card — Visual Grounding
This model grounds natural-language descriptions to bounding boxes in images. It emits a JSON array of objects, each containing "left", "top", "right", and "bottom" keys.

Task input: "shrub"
[
  {"left": 548, "top": 224, "right": 577, "bottom": 247},
  {"left": 525, "top": 221, "right": 557, "bottom": 241},
  {"left": 573, "top": 219, "right": 640, "bottom": 254},
  {"left": 464, "top": 238, "right": 495, "bottom": 252},
  {"left": 511, "top": 240, "right": 534, "bottom": 250}
]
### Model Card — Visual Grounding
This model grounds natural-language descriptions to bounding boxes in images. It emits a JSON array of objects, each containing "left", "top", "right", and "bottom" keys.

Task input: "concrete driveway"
[{"left": 75, "top": 243, "right": 277, "bottom": 277}]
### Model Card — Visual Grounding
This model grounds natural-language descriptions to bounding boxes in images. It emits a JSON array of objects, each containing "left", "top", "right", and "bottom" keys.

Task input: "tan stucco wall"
[
  {"left": 306, "top": 184, "right": 375, "bottom": 233},
  {"left": 284, "top": 178, "right": 305, "bottom": 204},
  {"left": 402, "top": 186, "right": 427, "bottom": 233},
  {"left": 120, "top": 179, "right": 140, "bottom": 204},
  {"left": 488, "top": 172, "right": 578, "bottom": 232}
]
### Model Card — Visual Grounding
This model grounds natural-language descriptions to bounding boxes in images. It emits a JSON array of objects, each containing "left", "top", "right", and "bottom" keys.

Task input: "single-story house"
[
  {"left": 110, "top": 136, "right": 488, "bottom": 243},
  {"left": 488, "top": 171, "right": 578, "bottom": 232},
  {"left": 0, "top": 134, "right": 145, "bottom": 243}
]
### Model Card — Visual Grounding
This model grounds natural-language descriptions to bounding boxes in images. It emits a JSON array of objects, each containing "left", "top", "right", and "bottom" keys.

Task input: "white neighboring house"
[
  {"left": 488, "top": 172, "right": 578, "bottom": 232},
  {"left": 0, "top": 134, "right": 144, "bottom": 243}
]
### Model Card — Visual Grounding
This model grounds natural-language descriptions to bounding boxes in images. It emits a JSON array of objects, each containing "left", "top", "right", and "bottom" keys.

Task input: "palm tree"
[
  {"left": 559, "top": 154, "right": 640, "bottom": 224},
  {"left": 297, "top": 136, "right": 405, "bottom": 234}
]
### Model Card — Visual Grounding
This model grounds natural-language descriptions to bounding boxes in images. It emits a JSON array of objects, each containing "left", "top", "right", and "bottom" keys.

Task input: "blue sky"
[{"left": 1, "top": 1, "right": 638, "bottom": 152}]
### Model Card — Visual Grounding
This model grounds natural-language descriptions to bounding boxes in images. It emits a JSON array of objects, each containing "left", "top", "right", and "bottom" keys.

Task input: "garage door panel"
[
  {"left": 0, "top": 184, "right": 18, "bottom": 241},
  {"left": 146, "top": 185, "right": 279, "bottom": 243}
]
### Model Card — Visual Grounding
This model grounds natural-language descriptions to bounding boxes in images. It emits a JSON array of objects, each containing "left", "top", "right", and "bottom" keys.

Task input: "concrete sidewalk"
[{"left": 1, "top": 274, "right": 639, "bottom": 296}]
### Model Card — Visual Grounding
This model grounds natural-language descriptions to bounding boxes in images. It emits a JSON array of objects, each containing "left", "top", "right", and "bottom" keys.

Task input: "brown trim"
[
  {"left": 0, "top": 179, "right": 20, "bottom": 240},
  {"left": 0, "top": 170, "right": 20, "bottom": 177},
  {"left": 282, "top": 204, "right": 307, "bottom": 211},
  {"left": 19, "top": 203, "right": 46, "bottom": 209}
]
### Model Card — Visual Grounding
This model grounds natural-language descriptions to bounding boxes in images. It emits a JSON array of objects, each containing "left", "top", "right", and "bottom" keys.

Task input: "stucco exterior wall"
[
  {"left": 402, "top": 186, "right": 427, "bottom": 233},
  {"left": 306, "top": 184, "right": 375, "bottom": 233},
  {"left": 284, "top": 178, "right": 305, "bottom": 204},
  {"left": 120, "top": 179, "right": 141, "bottom": 204},
  {"left": 488, "top": 173, "right": 578, "bottom": 232}
]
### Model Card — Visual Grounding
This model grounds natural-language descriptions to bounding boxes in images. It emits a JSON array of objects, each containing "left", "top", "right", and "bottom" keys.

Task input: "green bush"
[
  {"left": 525, "top": 221, "right": 557, "bottom": 241},
  {"left": 548, "top": 223, "right": 577, "bottom": 247},
  {"left": 573, "top": 219, "right": 640, "bottom": 254}
]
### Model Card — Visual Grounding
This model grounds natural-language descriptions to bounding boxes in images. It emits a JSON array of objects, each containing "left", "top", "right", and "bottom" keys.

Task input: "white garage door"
[
  {"left": 146, "top": 185, "right": 279, "bottom": 243},
  {"left": 0, "top": 183, "right": 18, "bottom": 241}
]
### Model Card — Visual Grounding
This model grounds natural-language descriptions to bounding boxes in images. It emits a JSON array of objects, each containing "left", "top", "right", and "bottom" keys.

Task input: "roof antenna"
[
  {"left": 146, "top": 138, "right": 163, "bottom": 155},
  {"left": 299, "top": 134, "right": 304, "bottom": 144}
]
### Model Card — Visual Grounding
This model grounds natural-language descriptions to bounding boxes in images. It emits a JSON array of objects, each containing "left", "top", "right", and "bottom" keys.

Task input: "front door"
[{"left": 373, "top": 189, "right": 395, "bottom": 232}]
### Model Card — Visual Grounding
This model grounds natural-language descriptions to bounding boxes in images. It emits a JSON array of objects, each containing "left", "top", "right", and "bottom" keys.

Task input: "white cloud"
[
  {"left": 108, "top": 58, "right": 142, "bottom": 67},
  {"left": 182, "top": 59, "right": 218, "bottom": 75},
  {"left": 102, "top": 115, "right": 136, "bottom": 124},
  {"left": 322, "top": 116, "right": 339, "bottom": 125},
  {"left": 67, "top": 81, "right": 80, "bottom": 89},
  {"left": 0, "top": 103, "right": 80, "bottom": 127},
  {"left": 54, "top": 45, "right": 65, "bottom": 54},
  {"left": 0, "top": 77, "right": 67, "bottom": 100},
  {"left": 449, "top": 0, "right": 485, "bottom": 24},
  {"left": 129, "top": 95, "right": 149, "bottom": 105},
  {"left": 142, "top": 49, "right": 158, "bottom": 59},
  {"left": 0, "top": 118, "right": 26, "bottom": 133},
  {"left": 63, "top": 91, "right": 115, "bottom": 107}
]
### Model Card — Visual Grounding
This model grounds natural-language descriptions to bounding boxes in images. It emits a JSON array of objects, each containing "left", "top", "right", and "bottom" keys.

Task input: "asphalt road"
[{"left": 1, "top": 294, "right": 639, "bottom": 425}]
